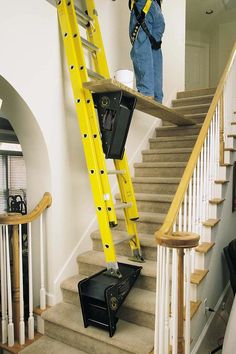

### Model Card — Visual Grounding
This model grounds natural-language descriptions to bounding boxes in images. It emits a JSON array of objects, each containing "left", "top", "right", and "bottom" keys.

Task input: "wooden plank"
[
  {"left": 83, "top": 79, "right": 196, "bottom": 126},
  {"left": 195, "top": 242, "right": 215, "bottom": 254}
]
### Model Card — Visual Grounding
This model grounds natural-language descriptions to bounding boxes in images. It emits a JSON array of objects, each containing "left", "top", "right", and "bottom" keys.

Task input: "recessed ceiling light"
[{"left": 206, "top": 9, "right": 214, "bottom": 14}]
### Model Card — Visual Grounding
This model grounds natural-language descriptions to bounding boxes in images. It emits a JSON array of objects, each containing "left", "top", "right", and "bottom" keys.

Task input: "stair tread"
[
  {"left": 116, "top": 192, "right": 174, "bottom": 202},
  {"left": 173, "top": 103, "right": 210, "bottom": 110},
  {"left": 19, "top": 336, "right": 85, "bottom": 354},
  {"left": 172, "top": 94, "right": 214, "bottom": 105},
  {"left": 149, "top": 135, "right": 198, "bottom": 142},
  {"left": 209, "top": 198, "right": 225, "bottom": 205},
  {"left": 142, "top": 148, "right": 192, "bottom": 154},
  {"left": 177, "top": 88, "right": 216, "bottom": 98},
  {"left": 91, "top": 229, "right": 156, "bottom": 248},
  {"left": 156, "top": 124, "right": 202, "bottom": 131},
  {"left": 134, "top": 161, "right": 187, "bottom": 167},
  {"left": 195, "top": 242, "right": 215, "bottom": 254},
  {"left": 116, "top": 210, "right": 166, "bottom": 223},
  {"left": 77, "top": 250, "right": 157, "bottom": 279},
  {"left": 132, "top": 177, "right": 181, "bottom": 184},
  {"left": 42, "top": 302, "right": 154, "bottom": 354},
  {"left": 184, "top": 113, "right": 206, "bottom": 118},
  {"left": 83, "top": 78, "right": 195, "bottom": 126},
  {"left": 61, "top": 274, "right": 156, "bottom": 315}
]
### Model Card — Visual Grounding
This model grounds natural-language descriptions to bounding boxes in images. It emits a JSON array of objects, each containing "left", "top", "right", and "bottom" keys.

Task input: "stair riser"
[
  {"left": 133, "top": 182, "right": 179, "bottom": 194},
  {"left": 150, "top": 140, "right": 196, "bottom": 149},
  {"left": 116, "top": 218, "right": 162, "bottom": 234},
  {"left": 186, "top": 116, "right": 206, "bottom": 124},
  {"left": 177, "top": 88, "right": 215, "bottom": 99},
  {"left": 45, "top": 322, "right": 131, "bottom": 354},
  {"left": 195, "top": 251, "right": 212, "bottom": 271},
  {"left": 62, "top": 288, "right": 155, "bottom": 330},
  {"left": 136, "top": 199, "right": 172, "bottom": 213},
  {"left": 118, "top": 307, "right": 155, "bottom": 330},
  {"left": 174, "top": 105, "right": 210, "bottom": 115},
  {"left": 77, "top": 261, "right": 156, "bottom": 292},
  {"left": 115, "top": 196, "right": 172, "bottom": 213},
  {"left": 190, "top": 281, "right": 205, "bottom": 304},
  {"left": 92, "top": 238, "right": 157, "bottom": 261},
  {"left": 172, "top": 96, "right": 213, "bottom": 107},
  {"left": 142, "top": 153, "right": 191, "bottom": 163},
  {"left": 135, "top": 166, "right": 185, "bottom": 177},
  {"left": 155, "top": 127, "right": 201, "bottom": 137}
]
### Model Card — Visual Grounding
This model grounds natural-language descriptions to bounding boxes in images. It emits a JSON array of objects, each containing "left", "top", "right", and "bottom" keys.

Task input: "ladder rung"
[
  {"left": 107, "top": 170, "right": 126, "bottom": 175},
  {"left": 87, "top": 69, "right": 105, "bottom": 80},
  {"left": 81, "top": 37, "right": 99, "bottom": 52},
  {"left": 75, "top": 6, "right": 92, "bottom": 26},
  {"left": 115, "top": 202, "right": 132, "bottom": 210}
]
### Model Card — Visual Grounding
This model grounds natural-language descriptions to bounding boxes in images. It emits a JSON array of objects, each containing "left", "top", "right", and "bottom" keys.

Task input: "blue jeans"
[{"left": 129, "top": 0, "right": 165, "bottom": 103}]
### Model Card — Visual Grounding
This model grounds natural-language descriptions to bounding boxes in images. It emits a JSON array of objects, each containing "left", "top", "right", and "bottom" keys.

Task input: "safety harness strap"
[{"left": 130, "top": 0, "right": 162, "bottom": 50}]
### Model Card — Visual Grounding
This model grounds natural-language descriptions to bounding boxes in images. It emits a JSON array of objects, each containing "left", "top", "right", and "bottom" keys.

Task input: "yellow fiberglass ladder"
[{"left": 56, "top": 0, "right": 143, "bottom": 279}]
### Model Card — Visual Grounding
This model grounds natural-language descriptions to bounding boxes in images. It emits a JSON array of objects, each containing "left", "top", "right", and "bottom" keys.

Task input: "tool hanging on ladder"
[{"left": 56, "top": 0, "right": 144, "bottom": 279}]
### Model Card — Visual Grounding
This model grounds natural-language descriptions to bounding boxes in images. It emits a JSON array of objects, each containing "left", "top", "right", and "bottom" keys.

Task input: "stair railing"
[
  {"left": 154, "top": 41, "right": 236, "bottom": 354},
  {"left": 0, "top": 192, "right": 52, "bottom": 348}
]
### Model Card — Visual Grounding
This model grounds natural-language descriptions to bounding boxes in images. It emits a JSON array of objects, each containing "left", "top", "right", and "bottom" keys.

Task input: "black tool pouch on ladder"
[{"left": 131, "top": 4, "right": 162, "bottom": 50}]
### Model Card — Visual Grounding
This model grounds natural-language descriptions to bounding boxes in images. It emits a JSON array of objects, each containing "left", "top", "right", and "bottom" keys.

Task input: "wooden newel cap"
[{"left": 156, "top": 231, "right": 200, "bottom": 249}]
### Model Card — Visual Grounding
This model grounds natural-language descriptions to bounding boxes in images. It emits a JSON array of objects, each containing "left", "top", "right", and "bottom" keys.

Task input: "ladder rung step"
[
  {"left": 115, "top": 202, "right": 132, "bottom": 210},
  {"left": 107, "top": 170, "right": 126, "bottom": 175},
  {"left": 75, "top": 6, "right": 92, "bottom": 25},
  {"left": 87, "top": 69, "right": 105, "bottom": 80},
  {"left": 81, "top": 37, "right": 99, "bottom": 52}
]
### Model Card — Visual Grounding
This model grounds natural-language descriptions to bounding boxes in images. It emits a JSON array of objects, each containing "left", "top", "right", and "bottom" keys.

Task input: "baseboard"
[{"left": 191, "top": 282, "right": 230, "bottom": 354}]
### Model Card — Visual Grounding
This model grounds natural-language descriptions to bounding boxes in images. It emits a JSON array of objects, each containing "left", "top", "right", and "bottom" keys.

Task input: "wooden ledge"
[
  {"left": 195, "top": 242, "right": 215, "bottom": 254},
  {"left": 156, "top": 231, "right": 200, "bottom": 249},
  {"left": 191, "top": 269, "right": 209, "bottom": 285},
  {"left": 203, "top": 218, "right": 220, "bottom": 227},
  {"left": 209, "top": 198, "right": 225, "bottom": 205},
  {"left": 84, "top": 78, "right": 195, "bottom": 126}
]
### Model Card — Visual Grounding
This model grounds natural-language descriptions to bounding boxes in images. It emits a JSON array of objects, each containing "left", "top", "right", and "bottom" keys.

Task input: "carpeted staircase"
[{"left": 20, "top": 88, "right": 215, "bottom": 354}]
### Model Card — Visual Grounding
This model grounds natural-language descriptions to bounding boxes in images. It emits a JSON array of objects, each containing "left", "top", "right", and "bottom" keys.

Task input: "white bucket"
[{"left": 114, "top": 69, "right": 134, "bottom": 89}]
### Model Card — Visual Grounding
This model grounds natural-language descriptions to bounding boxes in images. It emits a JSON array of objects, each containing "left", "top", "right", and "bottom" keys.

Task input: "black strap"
[{"left": 130, "top": 3, "right": 162, "bottom": 50}]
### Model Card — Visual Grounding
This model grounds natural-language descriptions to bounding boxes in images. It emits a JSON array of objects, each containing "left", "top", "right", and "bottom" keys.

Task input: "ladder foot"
[
  {"left": 103, "top": 268, "right": 123, "bottom": 279},
  {"left": 129, "top": 249, "right": 145, "bottom": 263}
]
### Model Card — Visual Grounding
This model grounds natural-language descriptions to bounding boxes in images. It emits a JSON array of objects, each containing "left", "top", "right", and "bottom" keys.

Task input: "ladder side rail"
[
  {"left": 63, "top": 0, "right": 118, "bottom": 226},
  {"left": 57, "top": 0, "right": 119, "bottom": 270},
  {"left": 85, "top": 0, "right": 143, "bottom": 261}
]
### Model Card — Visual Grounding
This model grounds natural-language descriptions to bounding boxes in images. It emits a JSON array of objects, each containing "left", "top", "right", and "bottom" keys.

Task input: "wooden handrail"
[
  {"left": 155, "top": 41, "right": 236, "bottom": 242},
  {"left": 0, "top": 192, "right": 52, "bottom": 225}
]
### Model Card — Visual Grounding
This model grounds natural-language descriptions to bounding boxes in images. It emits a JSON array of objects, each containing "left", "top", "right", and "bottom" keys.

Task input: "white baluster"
[
  {"left": 172, "top": 249, "right": 178, "bottom": 354},
  {"left": 159, "top": 247, "right": 166, "bottom": 354},
  {"left": 40, "top": 215, "right": 46, "bottom": 310},
  {"left": 183, "top": 192, "right": 187, "bottom": 231},
  {"left": 164, "top": 248, "right": 170, "bottom": 354},
  {"left": 196, "top": 157, "right": 200, "bottom": 235},
  {"left": 19, "top": 225, "right": 25, "bottom": 345},
  {"left": 199, "top": 149, "right": 204, "bottom": 235},
  {"left": 178, "top": 205, "right": 182, "bottom": 232},
  {"left": 28, "top": 223, "right": 34, "bottom": 339},
  {"left": 192, "top": 168, "right": 196, "bottom": 233},
  {"left": 206, "top": 131, "right": 210, "bottom": 220},
  {"left": 0, "top": 225, "right": 7, "bottom": 344},
  {"left": 188, "top": 179, "right": 192, "bottom": 233},
  {"left": 6, "top": 227, "right": 14, "bottom": 346},
  {"left": 154, "top": 245, "right": 161, "bottom": 354},
  {"left": 185, "top": 249, "right": 191, "bottom": 354}
]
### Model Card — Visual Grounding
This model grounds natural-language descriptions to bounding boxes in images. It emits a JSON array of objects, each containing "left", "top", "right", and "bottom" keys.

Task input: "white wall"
[
  {"left": 186, "top": 12, "right": 236, "bottom": 88},
  {"left": 0, "top": 0, "right": 186, "bottom": 303}
]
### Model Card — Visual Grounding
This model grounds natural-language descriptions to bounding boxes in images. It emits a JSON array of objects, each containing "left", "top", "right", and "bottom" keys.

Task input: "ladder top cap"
[{"left": 83, "top": 79, "right": 195, "bottom": 126}]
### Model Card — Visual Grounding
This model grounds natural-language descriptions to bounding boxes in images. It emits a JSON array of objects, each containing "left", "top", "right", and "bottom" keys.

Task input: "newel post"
[{"left": 156, "top": 231, "right": 200, "bottom": 354}]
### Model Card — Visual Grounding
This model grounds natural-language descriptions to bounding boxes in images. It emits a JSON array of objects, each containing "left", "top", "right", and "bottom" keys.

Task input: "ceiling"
[{"left": 186, "top": 0, "right": 236, "bottom": 31}]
